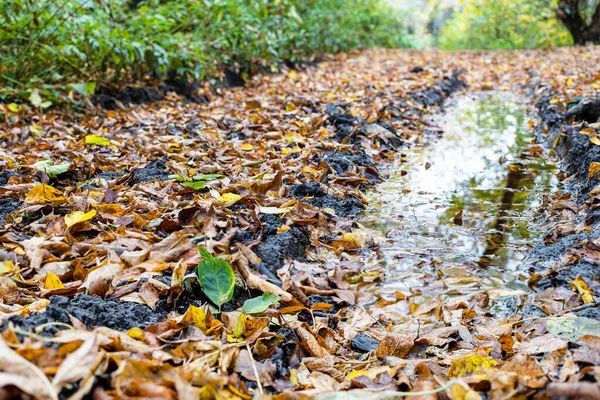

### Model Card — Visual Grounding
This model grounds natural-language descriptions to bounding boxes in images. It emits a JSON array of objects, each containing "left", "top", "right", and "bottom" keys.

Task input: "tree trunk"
[{"left": 557, "top": 0, "right": 600, "bottom": 44}]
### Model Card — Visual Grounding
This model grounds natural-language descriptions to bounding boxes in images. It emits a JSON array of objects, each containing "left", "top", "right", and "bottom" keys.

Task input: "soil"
[
  {"left": 131, "top": 158, "right": 171, "bottom": 183},
  {"left": 3, "top": 294, "right": 168, "bottom": 336},
  {"left": 289, "top": 181, "right": 365, "bottom": 218},
  {"left": 0, "top": 197, "right": 22, "bottom": 225},
  {"left": 532, "top": 92, "right": 600, "bottom": 294}
]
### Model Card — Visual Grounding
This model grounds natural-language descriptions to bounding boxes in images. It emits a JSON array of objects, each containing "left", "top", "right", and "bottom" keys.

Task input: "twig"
[{"left": 246, "top": 343, "right": 264, "bottom": 396}]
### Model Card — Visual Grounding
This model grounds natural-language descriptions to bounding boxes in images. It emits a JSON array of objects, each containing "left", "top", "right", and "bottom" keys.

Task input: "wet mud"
[
  {"left": 534, "top": 92, "right": 600, "bottom": 298},
  {"left": 3, "top": 294, "right": 168, "bottom": 336},
  {"left": 0, "top": 197, "right": 22, "bottom": 225},
  {"left": 290, "top": 182, "right": 365, "bottom": 218},
  {"left": 131, "top": 158, "right": 171, "bottom": 183}
]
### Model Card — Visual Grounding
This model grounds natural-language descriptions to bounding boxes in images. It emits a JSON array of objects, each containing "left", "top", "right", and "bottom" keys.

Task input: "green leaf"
[
  {"left": 196, "top": 247, "right": 235, "bottom": 308},
  {"left": 243, "top": 292, "right": 280, "bottom": 314},
  {"left": 181, "top": 181, "right": 206, "bottom": 190},
  {"left": 29, "top": 89, "right": 43, "bottom": 108},
  {"left": 33, "top": 160, "right": 71, "bottom": 178},
  {"left": 68, "top": 82, "right": 97, "bottom": 98},
  {"left": 85, "top": 135, "right": 111, "bottom": 146},
  {"left": 192, "top": 174, "right": 225, "bottom": 181},
  {"left": 168, "top": 174, "right": 190, "bottom": 181},
  {"left": 546, "top": 316, "right": 600, "bottom": 341}
]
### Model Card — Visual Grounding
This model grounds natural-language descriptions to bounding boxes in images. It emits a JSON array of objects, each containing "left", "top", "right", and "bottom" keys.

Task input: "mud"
[
  {"left": 535, "top": 262, "right": 600, "bottom": 292},
  {"left": 2, "top": 294, "right": 167, "bottom": 336},
  {"left": 0, "top": 170, "right": 16, "bottom": 186},
  {"left": 351, "top": 332, "right": 380, "bottom": 353},
  {"left": 93, "top": 86, "right": 163, "bottom": 110},
  {"left": 410, "top": 72, "right": 466, "bottom": 108},
  {"left": 0, "top": 197, "right": 22, "bottom": 225},
  {"left": 532, "top": 90, "right": 600, "bottom": 300},
  {"left": 131, "top": 158, "right": 170, "bottom": 183},
  {"left": 289, "top": 182, "right": 364, "bottom": 217},
  {"left": 255, "top": 228, "right": 309, "bottom": 279},
  {"left": 160, "top": 80, "right": 210, "bottom": 104},
  {"left": 316, "top": 150, "right": 374, "bottom": 175}
]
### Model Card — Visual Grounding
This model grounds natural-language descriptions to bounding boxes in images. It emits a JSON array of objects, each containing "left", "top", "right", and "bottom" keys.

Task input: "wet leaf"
[
  {"left": 196, "top": 247, "right": 235, "bottom": 308},
  {"left": 25, "top": 184, "right": 66, "bottom": 204},
  {"left": 65, "top": 209, "right": 97, "bottom": 228},
  {"left": 546, "top": 317, "right": 600, "bottom": 341},
  {"left": 242, "top": 292, "right": 280, "bottom": 314}
]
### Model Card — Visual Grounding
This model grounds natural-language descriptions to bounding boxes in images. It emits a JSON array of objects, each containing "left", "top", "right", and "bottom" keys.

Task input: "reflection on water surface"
[{"left": 361, "top": 94, "right": 559, "bottom": 295}]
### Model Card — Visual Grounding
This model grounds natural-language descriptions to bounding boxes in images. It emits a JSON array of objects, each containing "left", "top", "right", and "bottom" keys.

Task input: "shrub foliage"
[
  {"left": 439, "top": 0, "right": 573, "bottom": 50},
  {"left": 0, "top": 0, "right": 413, "bottom": 102}
]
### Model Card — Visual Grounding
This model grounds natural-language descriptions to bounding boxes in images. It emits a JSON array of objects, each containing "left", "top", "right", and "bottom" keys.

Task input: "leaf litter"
[{"left": 0, "top": 48, "right": 599, "bottom": 399}]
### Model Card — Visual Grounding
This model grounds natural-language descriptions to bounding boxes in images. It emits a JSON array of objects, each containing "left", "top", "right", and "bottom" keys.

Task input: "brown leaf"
[
  {"left": 376, "top": 332, "right": 414, "bottom": 359},
  {"left": 0, "top": 337, "right": 58, "bottom": 400}
]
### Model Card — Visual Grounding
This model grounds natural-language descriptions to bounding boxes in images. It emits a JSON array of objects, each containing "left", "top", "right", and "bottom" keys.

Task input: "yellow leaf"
[
  {"left": 64, "top": 209, "right": 96, "bottom": 228},
  {"left": 285, "top": 103, "right": 297, "bottom": 112},
  {"left": 591, "top": 137, "right": 600, "bottom": 146},
  {"left": 85, "top": 134, "right": 111, "bottom": 146},
  {"left": 567, "top": 77, "right": 573, "bottom": 86},
  {"left": 233, "top": 313, "right": 246, "bottom": 338},
  {"left": 322, "top": 207, "right": 337, "bottom": 216},
  {"left": 44, "top": 271, "right": 64, "bottom": 289},
  {"left": 217, "top": 192, "right": 243, "bottom": 204},
  {"left": 281, "top": 147, "right": 292, "bottom": 155},
  {"left": 589, "top": 162, "right": 600, "bottom": 180},
  {"left": 277, "top": 225, "right": 290, "bottom": 234},
  {"left": 451, "top": 382, "right": 483, "bottom": 400},
  {"left": 570, "top": 278, "right": 594, "bottom": 304},
  {"left": 448, "top": 354, "right": 498, "bottom": 379},
  {"left": 287, "top": 70, "right": 298, "bottom": 80},
  {"left": 182, "top": 305, "right": 207, "bottom": 330},
  {"left": 346, "top": 366, "right": 391, "bottom": 381},
  {"left": 240, "top": 143, "right": 254, "bottom": 151},
  {"left": 7, "top": 103, "right": 20, "bottom": 113},
  {"left": 127, "top": 327, "right": 144, "bottom": 340},
  {"left": 0, "top": 260, "right": 14, "bottom": 274},
  {"left": 25, "top": 184, "right": 66, "bottom": 204}
]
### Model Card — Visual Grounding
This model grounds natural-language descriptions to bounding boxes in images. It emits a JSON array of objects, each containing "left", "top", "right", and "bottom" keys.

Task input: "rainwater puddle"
[{"left": 361, "top": 93, "right": 559, "bottom": 299}]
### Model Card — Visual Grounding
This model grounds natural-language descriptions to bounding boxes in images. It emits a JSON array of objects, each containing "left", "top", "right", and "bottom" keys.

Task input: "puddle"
[{"left": 361, "top": 93, "right": 559, "bottom": 298}]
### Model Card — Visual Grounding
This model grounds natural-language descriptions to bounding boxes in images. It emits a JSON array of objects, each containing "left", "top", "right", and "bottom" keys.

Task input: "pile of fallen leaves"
[{"left": 0, "top": 47, "right": 599, "bottom": 399}]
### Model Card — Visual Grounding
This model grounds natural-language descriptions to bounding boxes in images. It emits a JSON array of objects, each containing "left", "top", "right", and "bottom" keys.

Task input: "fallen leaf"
[
  {"left": 65, "top": 209, "right": 97, "bottom": 228},
  {"left": 196, "top": 247, "right": 235, "bottom": 307},
  {"left": 243, "top": 292, "right": 280, "bottom": 314},
  {"left": 25, "top": 184, "right": 66, "bottom": 204},
  {"left": 85, "top": 134, "right": 112, "bottom": 146},
  {"left": 44, "top": 271, "right": 64, "bottom": 289},
  {"left": 546, "top": 316, "right": 600, "bottom": 341},
  {"left": 0, "top": 337, "right": 58, "bottom": 400},
  {"left": 375, "top": 332, "right": 414, "bottom": 359},
  {"left": 569, "top": 278, "right": 594, "bottom": 303}
]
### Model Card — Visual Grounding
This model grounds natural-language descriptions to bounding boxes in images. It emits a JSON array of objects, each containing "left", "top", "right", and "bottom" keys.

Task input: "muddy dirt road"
[{"left": 1, "top": 48, "right": 600, "bottom": 399}]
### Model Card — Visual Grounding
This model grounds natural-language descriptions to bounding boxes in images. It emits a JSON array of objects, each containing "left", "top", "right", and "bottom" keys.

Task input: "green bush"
[
  {"left": 439, "top": 0, "right": 572, "bottom": 50},
  {"left": 0, "top": 0, "right": 413, "bottom": 104}
]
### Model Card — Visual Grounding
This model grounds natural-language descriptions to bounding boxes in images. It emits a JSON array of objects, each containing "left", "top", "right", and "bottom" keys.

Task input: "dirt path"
[{"left": 1, "top": 48, "right": 600, "bottom": 399}]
